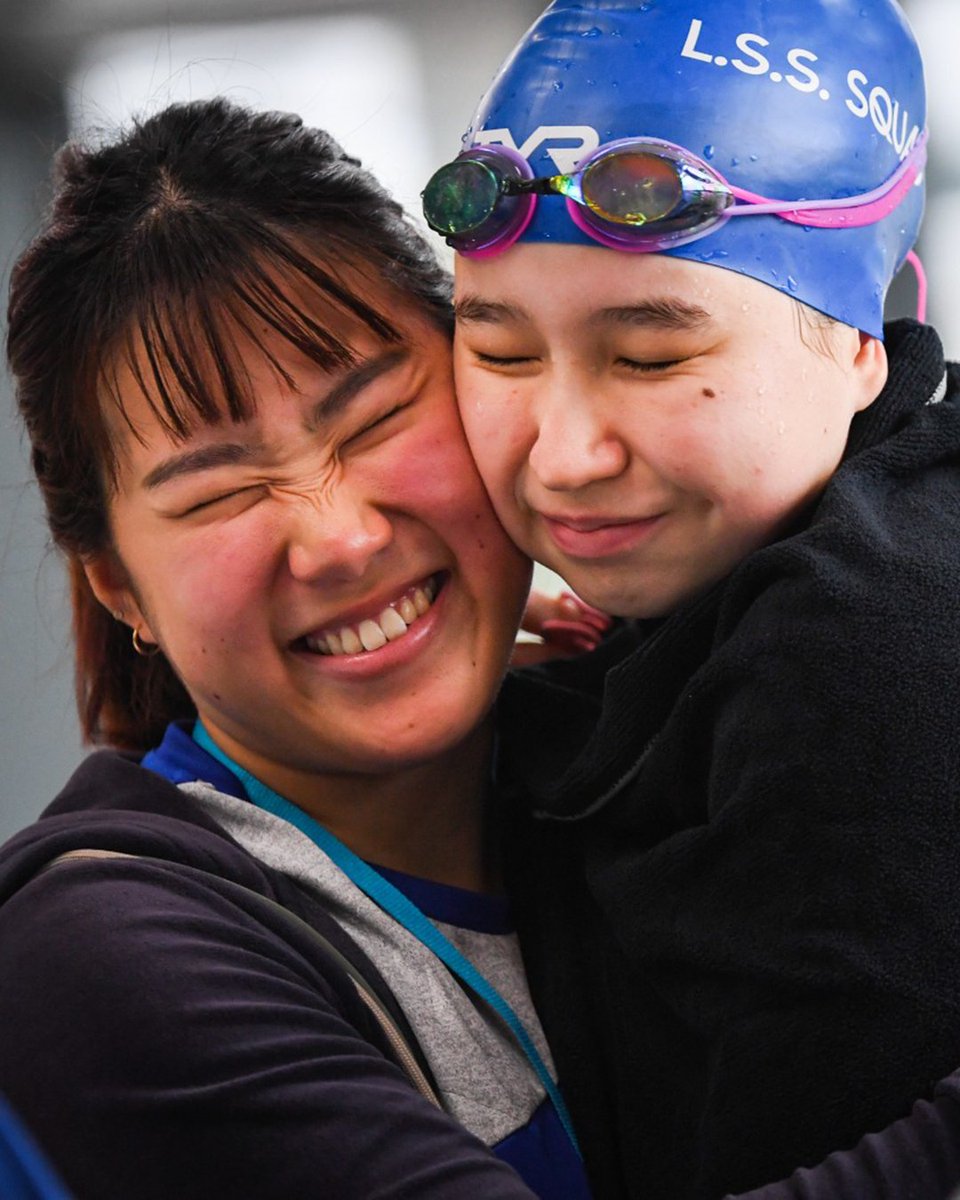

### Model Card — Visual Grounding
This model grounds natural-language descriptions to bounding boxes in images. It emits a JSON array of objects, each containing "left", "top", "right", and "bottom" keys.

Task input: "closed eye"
[
  {"left": 181, "top": 487, "right": 259, "bottom": 516},
  {"left": 472, "top": 351, "right": 539, "bottom": 370},
  {"left": 347, "top": 402, "right": 410, "bottom": 444},
  {"left": 617, "top": 356, "right": 686, "bottom": 373}
]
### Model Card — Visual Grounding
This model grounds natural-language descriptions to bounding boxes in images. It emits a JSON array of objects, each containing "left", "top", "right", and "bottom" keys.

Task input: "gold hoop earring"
[{"left": 131, "top": 627, "right": 160, "bottom": 658}]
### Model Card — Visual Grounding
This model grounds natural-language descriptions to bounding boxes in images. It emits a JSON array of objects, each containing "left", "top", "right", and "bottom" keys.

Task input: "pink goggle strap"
[
  {"left": 728, "top": 132, "right": 928, "bottom": 229},
  {"left": 905, "top": 249, "right": 928, "bottom": 324},
  {"left": 460, "top": 132, "right": 929, "bottom": 295}
]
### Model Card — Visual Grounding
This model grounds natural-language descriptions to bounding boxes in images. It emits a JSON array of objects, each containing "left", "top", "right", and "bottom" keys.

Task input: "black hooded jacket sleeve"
[{"left": 729, "top": 1072, "right": 960, "bottom": 1199}]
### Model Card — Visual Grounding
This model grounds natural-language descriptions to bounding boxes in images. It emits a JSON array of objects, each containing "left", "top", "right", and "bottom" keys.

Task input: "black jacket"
[
  {"left": 0, "top": 753, "right": 537, "bottom": 1200},
  {"left": 500, "top": 321, "right": 960, "bottom": 1199}
]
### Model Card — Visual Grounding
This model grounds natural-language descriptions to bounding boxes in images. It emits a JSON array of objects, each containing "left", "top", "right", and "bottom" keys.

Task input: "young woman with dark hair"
[
  {"left": 0, "top": 97, "right": 593, "bottom": 1200},
  {"left": 16, "top": 98, "right": 456, "bottom": 754}
]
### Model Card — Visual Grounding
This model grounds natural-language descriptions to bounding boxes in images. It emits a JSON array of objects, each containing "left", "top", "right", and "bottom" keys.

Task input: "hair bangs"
[{"left": 99, "top": 212, "right": 406, "bottom": 458}]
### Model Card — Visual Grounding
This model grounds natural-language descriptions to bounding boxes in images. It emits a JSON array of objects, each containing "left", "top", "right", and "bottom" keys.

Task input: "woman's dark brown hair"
[{"left": 8, "top": 98, "right": 453, "bottom": 752}]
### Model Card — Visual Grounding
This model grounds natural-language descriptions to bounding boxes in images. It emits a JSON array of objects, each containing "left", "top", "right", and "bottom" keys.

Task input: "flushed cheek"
[
  {"left": 379, "top": 430, "right": 500, "bottom": 534},
  {"left": 146, "top": 538, "right": 275, "bottom": 651},
  {"left": 397, "top": 433, "right": 530, "bottom": 615},
  {"left": 163, "top": 596, "right": 261, "bottom": 671}
]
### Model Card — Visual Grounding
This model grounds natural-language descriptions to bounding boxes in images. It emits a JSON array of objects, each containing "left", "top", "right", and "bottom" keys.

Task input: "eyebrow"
[
  {"left": 594, "top": 300, "right": 713, "bottom": 332},
  {"left": 454, "top": 295, "right": 712, "bottom": 332},
  {"left": 142, "top": 347, "right": 411, "bottom": 491},
  {"left": 305, "top": 347, "right": 409, "bottom": 430},
  {"left": 454, "top": 298, "right": 523, "bottom": 326},
  {"left": 142, "top": 442, "right": 256, "bottom": 491}
]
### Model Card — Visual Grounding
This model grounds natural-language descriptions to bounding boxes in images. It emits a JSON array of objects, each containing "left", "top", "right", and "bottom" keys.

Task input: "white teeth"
[
  {"left": 303, "top": 578, "right": 439, "bottom": 658},
  {"left": 379, "top": 607, "right": 408, "bottom": 641},
  {"left": 358, "top": 619, "right": 388, "bottom": 651},
  {"left": 340, "top": 627, "right": 362, "bottom": 655}
]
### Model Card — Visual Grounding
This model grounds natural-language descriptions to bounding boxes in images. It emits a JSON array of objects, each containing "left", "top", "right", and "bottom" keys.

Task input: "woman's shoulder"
[
  {"left": 0, "top": 780, "right": 539, "bottom": 1200},
  {"left": 0, "top": 749, "right": 396, "bottom": 1043},
  {"left": 0, "top": 748, "right": 278, "bottom": 914}
]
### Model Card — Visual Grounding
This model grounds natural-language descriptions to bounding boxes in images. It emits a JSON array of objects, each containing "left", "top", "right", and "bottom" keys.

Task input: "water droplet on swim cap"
[
  {"left": 703, "top": 145, "right": 716, "bottom": 161},
  {"left": 458, "top": 0, "right": 927, "bottom": 336}
]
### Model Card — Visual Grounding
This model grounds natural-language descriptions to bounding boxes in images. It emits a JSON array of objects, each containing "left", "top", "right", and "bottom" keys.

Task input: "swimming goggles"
[{"left": 421, "top": 132, "right": 928, "bottom": 259}]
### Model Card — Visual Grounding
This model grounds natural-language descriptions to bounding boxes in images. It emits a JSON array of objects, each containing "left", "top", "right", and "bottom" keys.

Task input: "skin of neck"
[{"left": 205, "top": 715, "right": 501, "bottom": 894}]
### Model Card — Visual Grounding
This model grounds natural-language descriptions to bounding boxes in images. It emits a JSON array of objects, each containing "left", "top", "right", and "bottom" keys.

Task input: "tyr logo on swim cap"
[{"left": 462, "top": 0, "right": 926, "bottom": 336}]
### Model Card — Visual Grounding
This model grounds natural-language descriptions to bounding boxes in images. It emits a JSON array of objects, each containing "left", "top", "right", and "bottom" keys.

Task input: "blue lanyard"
[{"left": 192, "top": 720, "right": 581, "bottom": 1157}]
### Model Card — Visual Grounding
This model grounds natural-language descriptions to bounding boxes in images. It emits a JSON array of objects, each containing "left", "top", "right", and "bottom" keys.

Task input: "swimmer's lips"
[{"left": 539, "top": 512, "right": 665, "bottom": 559}]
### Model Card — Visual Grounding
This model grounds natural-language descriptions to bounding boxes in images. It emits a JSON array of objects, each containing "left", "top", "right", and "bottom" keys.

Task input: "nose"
[
  {"left": 527, "top": 382, "right": 629, "bottom": 493},
  {"left": 285, "top": 487, "right": 393, "bottom": 585}
]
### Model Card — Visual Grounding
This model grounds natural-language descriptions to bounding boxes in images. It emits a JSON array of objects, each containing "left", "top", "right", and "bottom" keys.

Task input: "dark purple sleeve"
[
  {"left": 0, "top": 858, "right": 537, "bottom": 1200},
  {"left": 728, "top": 1077, "right": 960, "bottom": 1200}
]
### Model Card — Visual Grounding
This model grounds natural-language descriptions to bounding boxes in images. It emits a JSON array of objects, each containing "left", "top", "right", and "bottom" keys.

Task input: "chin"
[
  {"left": 373, "top": 708, "right": 490, "bottom": 770},
  {"left": 566, "top": 576, "right": 692, "bottom": 621}
]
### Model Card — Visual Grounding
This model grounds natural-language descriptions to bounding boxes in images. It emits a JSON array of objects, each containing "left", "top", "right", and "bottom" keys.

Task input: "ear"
[
  {"left": 850, "top": 331, "right": 888, "bottom": 414},
  {"left": 83, "top": 550, "right": 155, "bottom": 642}
]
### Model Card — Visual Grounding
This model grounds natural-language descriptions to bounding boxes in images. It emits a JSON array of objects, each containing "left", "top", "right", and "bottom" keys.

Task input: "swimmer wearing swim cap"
[
  {"left": 426, "top": 0, "right": 925, "bottom": 336},
  {"left": 426, "top": 3, "right": 960, "bottom": 1198}
]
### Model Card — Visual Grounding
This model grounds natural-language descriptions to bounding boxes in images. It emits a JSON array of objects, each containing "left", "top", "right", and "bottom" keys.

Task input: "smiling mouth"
[
  {"left": 300, "top": 575, "right": 441, "bottom": 657},
  {"left": 539, "top": 511, "right": 665, "bottom": 560},
  {"left": 542, "top": 513, "right": 661, "bottom": 531}
]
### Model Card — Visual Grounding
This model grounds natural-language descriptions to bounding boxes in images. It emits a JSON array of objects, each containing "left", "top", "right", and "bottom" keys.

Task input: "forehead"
[{"left": 454, "top": 243, "right": 793, "bottom": 326}]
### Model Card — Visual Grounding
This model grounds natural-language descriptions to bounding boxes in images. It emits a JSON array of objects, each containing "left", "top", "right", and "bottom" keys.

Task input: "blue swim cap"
[{"left": 462, "top": 0, "right": 926, "bottom": 336}]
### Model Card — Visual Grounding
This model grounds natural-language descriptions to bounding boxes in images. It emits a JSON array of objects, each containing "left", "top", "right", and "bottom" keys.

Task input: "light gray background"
[{"left": 0, "top": 0, "right": 955, "bottom": 839}]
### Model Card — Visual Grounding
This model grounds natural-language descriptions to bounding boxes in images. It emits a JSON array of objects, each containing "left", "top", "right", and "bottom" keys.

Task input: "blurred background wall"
[{"left": 0, "top": 0, "right": 955, "bottom": 839}]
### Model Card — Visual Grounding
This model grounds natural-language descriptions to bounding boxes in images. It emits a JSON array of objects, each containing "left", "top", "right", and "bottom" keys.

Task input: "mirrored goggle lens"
[
  {"left": 423, "top": 147, "right": 536, "bottom": 254},
  {"left": 580, "top": 152, "right": 685, "bottom": 225},
  {"left": 422, "top": 159, "right": 501, "bottom": 236},
  {"left": 569, "top": 142, "right": 736, "bottom": 249}
]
